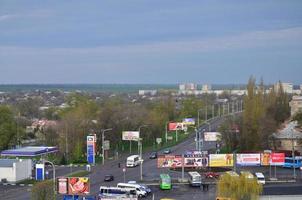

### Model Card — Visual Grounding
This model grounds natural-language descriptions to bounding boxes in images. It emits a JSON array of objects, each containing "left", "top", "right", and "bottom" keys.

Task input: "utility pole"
[
  {"left": 102, "top": 128, "right": 113, "bottom": 165},
  {"left": 212, "top": 105, "right": 214, "bottom": 119}
]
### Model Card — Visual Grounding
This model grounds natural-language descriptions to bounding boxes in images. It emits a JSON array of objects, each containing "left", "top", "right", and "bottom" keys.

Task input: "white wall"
[{"left": 0, "top": 159, "right": 32, "bottom": 183}]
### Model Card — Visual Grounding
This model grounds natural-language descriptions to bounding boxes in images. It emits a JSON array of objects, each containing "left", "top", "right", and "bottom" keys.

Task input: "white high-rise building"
[
  {"left": 202, "top": 84, "right": 212, "bottom": 92},
  {"left": 179, "top": 83, "right": 197, "bottom": 91}
]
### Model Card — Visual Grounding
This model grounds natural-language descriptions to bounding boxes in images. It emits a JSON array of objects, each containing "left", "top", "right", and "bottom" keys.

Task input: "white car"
[{"left": 255, "top": 172, "right": 265, "bottom": 185}]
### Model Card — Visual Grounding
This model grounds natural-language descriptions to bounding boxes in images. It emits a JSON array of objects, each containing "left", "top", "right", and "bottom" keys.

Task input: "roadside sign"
[
  {"left": 236, "top": 154, "right": 260, "bottom": 166},
  {"left": 270, "top": 153, "right": 285, "bottom": 166},
  {"left": 103, "top": 140, "right": 110, "bottom": 150},
  {"left": 35, "top": 164, "right": 45, "bottom": 181},
  {"left": 167, "top": 136, "right": 173, "bottom": 140},
  {"left": 156, "top": 138, "right": 162, "bottom": 144},
  {"left": 122, "top": 131, "right": 140, "bottom": 141},
  {"left": 87, "top": 135, "right": 96, "bottom": 164}
]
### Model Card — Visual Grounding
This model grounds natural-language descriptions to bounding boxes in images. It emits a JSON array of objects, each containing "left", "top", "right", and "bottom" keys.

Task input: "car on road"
[
  {"left": 205, "top": 172, "right": 220, "bottom": 179},
  {"left": 104, "top": 174, "right": 114, "bottom": 182},
  {"left": 163, "top": 149, "right": 172, "bottom": 154},
  {"left": 149, "top": 152, "right": 158, "bottom": 159},
  {"left": 255, "top": 172, "right": 265, "bottom": 185}
]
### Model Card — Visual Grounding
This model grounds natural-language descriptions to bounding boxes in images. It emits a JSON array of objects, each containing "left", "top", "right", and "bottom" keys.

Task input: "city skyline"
[{"left": 0, "top": 0, "right": 302, "bottom": 84}]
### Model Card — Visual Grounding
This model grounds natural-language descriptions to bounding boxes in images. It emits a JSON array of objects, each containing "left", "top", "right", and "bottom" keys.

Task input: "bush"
[{"left": 31, "top": 180, "right": 55, "bottom": 200}]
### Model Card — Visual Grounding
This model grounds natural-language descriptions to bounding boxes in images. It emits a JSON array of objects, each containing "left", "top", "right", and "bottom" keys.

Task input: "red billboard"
[
  {"left": 270, "top": 153, "right": 285, "bottom": 166},
  {"left": 68, "top": 177, "right": 90, "bottom": 195},
  {"left": 157, "top": 155, "right": 183, "bottom": 168},
  {"left": 168, "top": 123, "right": 184, "bottom": 131}
]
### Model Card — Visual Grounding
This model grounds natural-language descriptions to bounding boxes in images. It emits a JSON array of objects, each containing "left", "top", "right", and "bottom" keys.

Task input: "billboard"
[
  {"left": 122, "top": 131, "right": 140, "bottom": 141},
  {"left": 182, "top": 118, "right": 195, "bottom": 125},
  {"left": 157, "top": 155, "right": 183, "bottom": 168},
  {"left": 261, "top": 151, "right": 271, "bottom": 166},
  {"left": 204, "top": 132, "right": 221, "bottom": 141},
  {"left": 270, "top": 153, "right": 285, "bottom": 166},
  {"left": 103, "top": 140, "right": 110, "bottom": 150},
  {"left": 209, "top": 154, "right": 233, "bottom": 167},
  {"left": 68, "top": 177, "right": 90, "bottom": 195},
  {"left": 184, "top": 154, "right": 208, "bottom": 167},
  {"left": 87, "top": 135, "right": 95, "bottom": 164},
  {"left": 236, "top": 154, "right": 261, "bottom": 166},
  {"left": 168, "top": 122, "right": 185, "bottom": 131},
  {"left": 57, "top": 177, "right": 68, "bottom": 195}
]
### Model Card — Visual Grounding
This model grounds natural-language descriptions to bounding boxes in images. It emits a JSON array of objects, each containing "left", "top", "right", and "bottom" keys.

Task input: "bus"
[
  {"left": 126, "top": 155, "right": 140, "bottom": 167},
  {"left": 99, "top": 186, "right": 137, "bottom": 198},
  {"left": 117, "top": 183, "right": 147, "bottom": 197},
  {"left": 283, "top": 157, "right": 302, "bottom": 169},
  {"left": 160, "top": 174, "right": 171, "bottom": 190},
  {"left": 188, "top": 171, "right": 202, "bottom": 187}
]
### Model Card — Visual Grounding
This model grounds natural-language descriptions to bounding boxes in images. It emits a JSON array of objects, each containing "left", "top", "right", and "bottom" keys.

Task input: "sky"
[{"left": 0, "top": 0, "right": 302, "bottom": 84}]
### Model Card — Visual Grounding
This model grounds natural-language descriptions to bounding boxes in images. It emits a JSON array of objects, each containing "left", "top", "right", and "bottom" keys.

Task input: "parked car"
[
  {"left": 104, "top": 174, "right": 114, "bottom": 182},
  {"left": 205, "top": 172, "right": 220, "bottom": 179},
  {"left": 163, "top": 149, "right": 172, "bottom": 154},
  {"left": 149, "top": 152, "right": 158, "bottom": 159},
  {"left": 128, "top": 181, "right": 152, "bottom": 194}
]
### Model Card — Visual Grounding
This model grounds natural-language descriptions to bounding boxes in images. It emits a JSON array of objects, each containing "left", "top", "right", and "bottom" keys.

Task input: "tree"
[
  {"left": 217, "top": 173, "right": 262, "bottom": 200},
  {"left": 293, "top": 112, "right": 302, "bottom": 128},
  {"left": 0, "top": 105, "right": 17, "bottom": 150}
]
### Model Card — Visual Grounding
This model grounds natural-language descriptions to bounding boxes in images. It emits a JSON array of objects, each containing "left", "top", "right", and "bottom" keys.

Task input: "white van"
[
  {"left": 117, "top": 183, "right": 147, "bottom": 198},
  {"left": 255, "top": 172, "right": 265, "bottom": 184},
  {"left": 126, "top": 155, "right": 140, "bottom": 167},
  {"left": 188, "top": 171, "right": 202, "bottom": 187}
]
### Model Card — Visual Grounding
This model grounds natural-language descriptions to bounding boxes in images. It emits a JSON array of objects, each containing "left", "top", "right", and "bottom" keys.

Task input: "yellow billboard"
[{"left": 209, "top": 154, "right": 233, "bottom": 167}]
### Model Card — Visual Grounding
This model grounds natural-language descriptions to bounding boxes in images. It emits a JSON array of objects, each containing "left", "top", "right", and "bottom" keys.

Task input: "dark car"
[
  {"left": 163, "top": 149, "right": 172, "bottom": 154},
  {"left": 104, "top": 174, "right": 114, "bottom": 182},
  {"left": 149, "top": 152, "right": 158, "bottom": 159}
]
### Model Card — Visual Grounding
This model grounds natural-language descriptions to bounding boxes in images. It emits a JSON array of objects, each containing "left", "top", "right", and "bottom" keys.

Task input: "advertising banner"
[
  {"left": 204, "top": 132, "right": 221, "bottom": 142},
  {"left": 182, "top": 118, "right": 195, "bottom": 125},
  {"left": 57, "top": 177, "right": 68, "bottom": 195},
  {"left": 122, "top": 131, "right": 140, "bottom": 141},
  {"left": 270, "top": 153, "right": 285, "bottom": 166},
  {"left": 184, "top": 154, "right": 208, "bottom": 167},
  {"left": 87, "top": 135, "right": 95, "bottom": 164},
  {"left": 157, "top": 155, "right": 183, "bottom": 168},
  {"left": 236, "top": 154, "right": 261, "bottom": 166},
  {"left": 261, "top": 151, "right": 271, "bottom": 166},
  {"left": 209, "top": 154, "right": 234, "bottom": 167},
  {"left": 68, "top": 177, "right": 90, "bottom": 195},
  {"left": 168, "top": 122, "right": 185, "bottom": 131}
]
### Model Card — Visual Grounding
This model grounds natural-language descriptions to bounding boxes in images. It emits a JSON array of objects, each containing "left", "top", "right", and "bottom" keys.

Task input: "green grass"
[{"left": 65, "top": 170, "right": 90, "bottom": 177}]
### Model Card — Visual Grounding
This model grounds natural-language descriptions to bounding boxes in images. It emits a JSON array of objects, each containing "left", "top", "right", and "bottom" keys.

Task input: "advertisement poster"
[
  {"left": 157, "top": 155, "right": 183, "bottom": 168},
  {"left": 168, "top": 123, "right": 185, "bottom": 131},
  {"left": 87, "top": 135, "right": 95, "bottom": 164},
  {"left": 261, "top": 152, "right": 271, "bottom": 166},
  {"left": 209, "top": 154, "right": 234, "bottom": 167},
  {"left": 236, "top": 154, "right": 261, "bottom": 166},
  {"left": 57, "top": 177, "right": 68, "bottom": 195},
  {"left": 270, "top": 153, "right": 285, "bottom": 166},
  {"left": 68, "top": 177, "right": 90, "bottom": 195},
  {"left": 122, "top": 131, "right": 140, "bottom": 141},
  {"left": 204, "top": 132, "right": 221, "bottom": 142},
  {"left": 184, "top": 154, "right": 208, "bottom": 167},
  {"left": 182, "top": 118, "right": 195, "bottom": 125}
]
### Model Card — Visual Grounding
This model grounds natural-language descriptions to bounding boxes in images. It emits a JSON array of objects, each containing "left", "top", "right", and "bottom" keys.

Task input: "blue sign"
[
  {"left": 87, "top": 135, "right": 95, "bottom": 164},
  {"left": 35, "top": 164, "right": 44, "bottom": 181}
]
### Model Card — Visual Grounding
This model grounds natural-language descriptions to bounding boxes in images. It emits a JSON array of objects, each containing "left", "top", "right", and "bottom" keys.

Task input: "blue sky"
[{"left": 0, "top": 0, "right": 302, "bottom": 84}]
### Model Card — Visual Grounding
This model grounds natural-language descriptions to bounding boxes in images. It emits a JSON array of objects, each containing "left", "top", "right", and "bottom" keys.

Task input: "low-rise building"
[
  {"left": 274, "top": 82, "right": 293, "bottom": 94},
  {"left": 0, "top": 159, "right": 32, "bottom": 183}
]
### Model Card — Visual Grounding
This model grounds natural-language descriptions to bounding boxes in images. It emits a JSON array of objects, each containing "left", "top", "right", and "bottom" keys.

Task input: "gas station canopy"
[{"left": 1, "top": 146, "right": 58, "bottom": 157}]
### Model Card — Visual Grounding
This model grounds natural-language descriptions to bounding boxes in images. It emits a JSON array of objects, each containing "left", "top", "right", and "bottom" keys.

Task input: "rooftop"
[{"left": 1, "top": 146, "right": 58, "bottom": 157}]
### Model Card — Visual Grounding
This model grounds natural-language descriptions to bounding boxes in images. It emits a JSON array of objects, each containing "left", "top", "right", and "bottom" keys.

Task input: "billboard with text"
[
  {"left": 236, "top": 154, "right": 261, "bottom": 166},
  {"left": 182, "top": 118, "right": 195, "bottom": 125},
  {"left": 184, "top": 154, "right": 208, "bottom": 167},
  {"left": 209, "top": 154, "right": 233, "bottom": 167},
  {"left": 122, "top": 131, "right": 140, "bottom": 141},
  {"left": 204, "top": 132, "right": 221, "bottom": 141},
  {"left": 270, "top": 153, "right": 285, "bottom": 166}
]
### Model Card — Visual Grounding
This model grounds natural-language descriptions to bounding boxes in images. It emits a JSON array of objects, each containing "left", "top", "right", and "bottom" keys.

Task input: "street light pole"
[
  {"left": 138, "top": 125, "right": 149, "bottom": 181},
  {"left": 102, "top": 128, "right": 113, "bottom": 165},
  {"left": 43, "top": 160, "right": 55, "bottom": 200}
]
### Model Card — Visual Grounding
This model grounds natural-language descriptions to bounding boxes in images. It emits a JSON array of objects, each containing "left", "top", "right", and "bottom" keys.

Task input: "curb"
[
  {"left": 55, "top": 164, "right": 92, "bottom": 167},
  {"left": 0, "top": 183, "right": 33, "bottom": 187}
]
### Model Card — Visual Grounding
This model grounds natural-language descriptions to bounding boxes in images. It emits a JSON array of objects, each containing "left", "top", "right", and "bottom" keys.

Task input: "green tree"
[
  {"left": 0, "top": 105, "right": 17, "bottom": 150},
  {"left": 217, "top": 173, "right": 262, "bottom": 200}
]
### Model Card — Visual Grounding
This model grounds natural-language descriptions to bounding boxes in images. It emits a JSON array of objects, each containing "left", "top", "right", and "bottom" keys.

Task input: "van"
[
  {"left": 99, "top": 186, "right": 137, "bottom": 198},
  {"left": 255, "top": 172, "right": 265, "bottom": 185},
  {"left": 126, "top": 155, "right": 140, "bottom": 167},
  {"left": 117, "top": 183, "right": 147, "bottom": 198}
]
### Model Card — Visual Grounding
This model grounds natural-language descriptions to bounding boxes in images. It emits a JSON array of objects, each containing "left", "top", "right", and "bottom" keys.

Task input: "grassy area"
[
  {"left": 65, "top": 170, "right": 90, "bottom": 177},
  {"left": 17, "top": 179, "right": 38, "bottom": 185}
]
